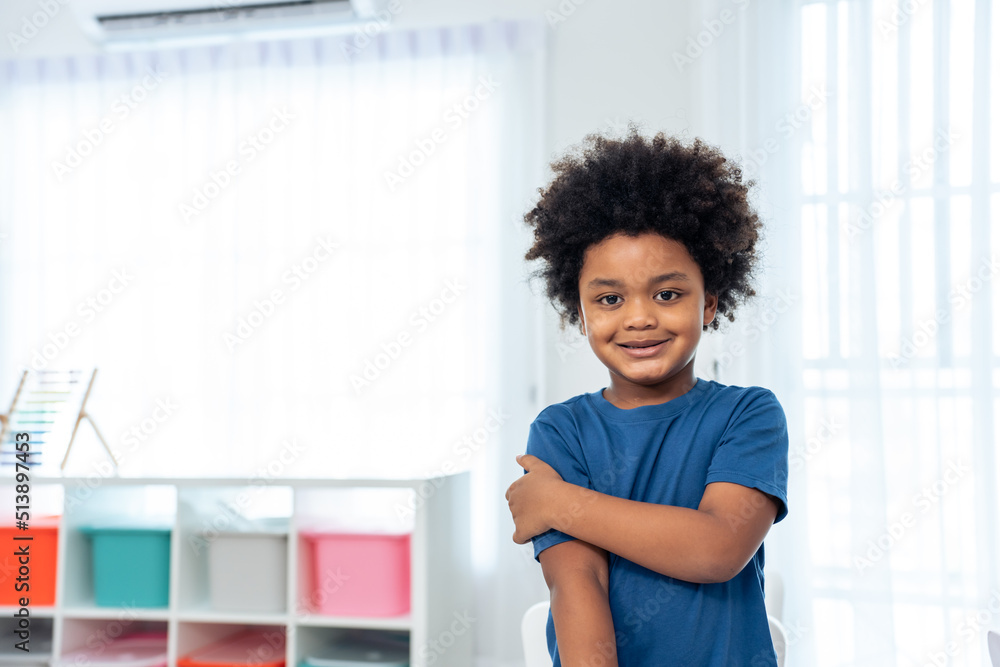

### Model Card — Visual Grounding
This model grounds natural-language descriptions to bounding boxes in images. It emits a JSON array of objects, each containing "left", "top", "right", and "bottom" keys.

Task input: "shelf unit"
[{"left": 0, "top": 473, "right": 472, "bottom": 666}]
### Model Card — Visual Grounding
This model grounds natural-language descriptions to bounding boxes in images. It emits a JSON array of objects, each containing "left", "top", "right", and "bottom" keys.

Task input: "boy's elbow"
[
  {"left": 701, "top": 562, "right": 739, "bottom": 584},
  {"left": 698, "top": 549, "right": 752, "bottom": 584},
  {"left": 540, "top": 541, "right": 611, "bottom": 594}
]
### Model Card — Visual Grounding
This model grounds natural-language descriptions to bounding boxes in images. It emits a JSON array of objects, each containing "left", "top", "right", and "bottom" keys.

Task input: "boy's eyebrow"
[{"left": 586, "top": 272, "right": 692, "bottom": 289}]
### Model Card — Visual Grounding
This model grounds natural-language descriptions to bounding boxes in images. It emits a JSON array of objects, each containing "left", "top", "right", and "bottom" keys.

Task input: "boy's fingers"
[{"left": 517, "top": 453, "right": 541, "bottom": 470}]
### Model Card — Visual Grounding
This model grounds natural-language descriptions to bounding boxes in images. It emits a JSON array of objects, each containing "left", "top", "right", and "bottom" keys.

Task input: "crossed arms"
[{"left": 505, "top": 454, "right": 780, "bottom": 666}]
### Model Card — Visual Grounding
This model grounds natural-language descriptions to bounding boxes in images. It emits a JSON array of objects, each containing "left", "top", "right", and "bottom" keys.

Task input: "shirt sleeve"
[
  {"left": 524, "top": 412, "right": 593, "bottom": 561},
  {"left": 704, "top": 387, "right": 789, "bottom": 523}
]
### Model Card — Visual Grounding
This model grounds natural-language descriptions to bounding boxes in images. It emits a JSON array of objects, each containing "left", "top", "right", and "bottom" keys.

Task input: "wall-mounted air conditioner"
[{"left": 71, "top": 0, "right": 386, "bottom": 45}]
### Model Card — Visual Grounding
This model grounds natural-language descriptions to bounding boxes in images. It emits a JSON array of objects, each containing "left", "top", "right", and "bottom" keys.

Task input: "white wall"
[{"left": 0, "top": 0, "right": 699, "bottom": 411}]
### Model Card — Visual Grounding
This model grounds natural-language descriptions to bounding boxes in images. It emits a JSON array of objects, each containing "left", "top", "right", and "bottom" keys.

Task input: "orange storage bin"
[
  {"left": 0, "top": 516, "right": 59, "bottom": 606},
  {"left": 178, "top": 629, "right": 286, "bottom": 667}
]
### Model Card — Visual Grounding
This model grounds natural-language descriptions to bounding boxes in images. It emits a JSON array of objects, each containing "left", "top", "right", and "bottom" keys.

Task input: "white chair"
[
  {"left": 523, "top": 599, "right": 787, "bottom": 667},
  {"left": 988, "top": 630, "right": 1000, "bottom": 667},
  {"left": 764, "top": 570, "right": 785, "bottom": 621},
  {"left": 768, "top": 614, "right": 788, "bottom": 667},
  {"left": 521, "top": 601, "right": 551, "bottom": 667}
]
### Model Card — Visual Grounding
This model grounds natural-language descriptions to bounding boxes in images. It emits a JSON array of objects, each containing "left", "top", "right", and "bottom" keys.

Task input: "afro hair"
[{"left": 523, "top": 123, "right": 763, "bottom": 332}]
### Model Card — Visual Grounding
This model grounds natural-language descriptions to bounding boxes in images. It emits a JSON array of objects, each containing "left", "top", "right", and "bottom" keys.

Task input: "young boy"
[{"left": 505, "top": 126, "right": 789, "bottom": 666}]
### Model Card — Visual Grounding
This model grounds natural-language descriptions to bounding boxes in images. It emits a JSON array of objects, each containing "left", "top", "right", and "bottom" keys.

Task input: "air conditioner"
[{"left": 71, "top": 0, "right": 386, "bottom": 45}]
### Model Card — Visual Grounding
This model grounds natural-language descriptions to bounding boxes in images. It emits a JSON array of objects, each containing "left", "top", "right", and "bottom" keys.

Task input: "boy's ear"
[
  {"left": 703, "top": 292, "right": 719, "bottom": 326},
  {"left": 576, "top": 305, "right": 586, "bottom": 336}
]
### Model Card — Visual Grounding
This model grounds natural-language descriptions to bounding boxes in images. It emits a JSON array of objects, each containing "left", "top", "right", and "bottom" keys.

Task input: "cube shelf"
[{"left": 0, "top": 474, "right": 471, "bottom": 666}]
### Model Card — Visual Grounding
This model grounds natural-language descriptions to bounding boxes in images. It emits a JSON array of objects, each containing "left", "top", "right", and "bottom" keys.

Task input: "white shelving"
[{"left": 0, "top": 474, "right": 472, "bottom": 666}]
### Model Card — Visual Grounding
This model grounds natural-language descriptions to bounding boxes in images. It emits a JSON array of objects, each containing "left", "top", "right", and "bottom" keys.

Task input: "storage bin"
[
  {"left": 300, "top": 530, "right": 410, "bottom": 617},
  {"left": 178, "top": 628, "right": 286, "bottom": 667},
  {"left": 203, "top": 518, "right": 288, "bottom": 613},
  {"left": 0, "top": 615, "right": 52, "bottom": 664},
  {"left": 0, "top": 515, "right": 59, "bottom": 606},
  {"left": 299, "top": 633, "right": 409, "bottom": 666},
  {"left": 80, "top": 522, "right": 171, "bottom": 608},
  {"left": 54, "top": 631, "right": 167, "bottom": 667}
]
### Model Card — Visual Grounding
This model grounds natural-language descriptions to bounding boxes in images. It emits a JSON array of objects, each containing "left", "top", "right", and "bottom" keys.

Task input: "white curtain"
[
  {"left": 694, "top": 0, "right": 1000, "bottom": 665},
  {"left": 0, "top": 19, "right": 540, "bottom": 476},
  {"left": 0, "top": 18, "right": 547, "bottom": 665}
]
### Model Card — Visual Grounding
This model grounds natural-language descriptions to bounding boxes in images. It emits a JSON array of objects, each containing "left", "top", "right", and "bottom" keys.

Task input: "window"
[{"left": 0, "top": 21, "right": 545, "bottom": 480}]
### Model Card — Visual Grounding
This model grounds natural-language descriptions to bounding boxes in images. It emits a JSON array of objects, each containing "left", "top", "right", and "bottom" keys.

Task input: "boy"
[{"left": 505, "top": 126, "right": 788, "bottom": 666}]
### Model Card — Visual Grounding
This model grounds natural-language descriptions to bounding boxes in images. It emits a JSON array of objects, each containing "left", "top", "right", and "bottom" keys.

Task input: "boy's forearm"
[
  {"left": 547, "top": 482, "right": 761, "bottom": 584},
  {"left": 549, "top": 575, "right": 618, "bottom": 666}
]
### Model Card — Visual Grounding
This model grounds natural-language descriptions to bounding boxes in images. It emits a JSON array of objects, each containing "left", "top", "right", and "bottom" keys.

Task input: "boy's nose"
[{"left": 622, "top": 298, "right": 657, "bottom": 328}]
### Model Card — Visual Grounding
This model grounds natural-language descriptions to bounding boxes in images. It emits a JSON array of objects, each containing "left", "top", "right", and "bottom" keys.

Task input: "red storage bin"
[
  {"left": 0, "top": 515, "right": 59, "bottom": 606},
  {"left": 300, "top": 530, "right": 410, "bottom": 617},
  {"left": 178, "top": 629, "right": 285, "bottom": 667}
]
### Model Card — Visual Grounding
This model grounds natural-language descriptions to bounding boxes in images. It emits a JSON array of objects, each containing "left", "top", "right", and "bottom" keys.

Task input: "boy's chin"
[{"left": 610, "top": 367, "right": 675, "bottom": 387}]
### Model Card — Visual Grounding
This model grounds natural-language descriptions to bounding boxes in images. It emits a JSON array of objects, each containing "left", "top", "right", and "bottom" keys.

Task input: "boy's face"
[{"left": 575, "top": 232, "right": 718, "bottom": 407}]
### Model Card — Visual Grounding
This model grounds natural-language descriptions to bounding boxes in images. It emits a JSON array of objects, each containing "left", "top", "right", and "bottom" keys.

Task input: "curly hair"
[{"left": 523, "top": 123, "right": 762, "bottom": 332}]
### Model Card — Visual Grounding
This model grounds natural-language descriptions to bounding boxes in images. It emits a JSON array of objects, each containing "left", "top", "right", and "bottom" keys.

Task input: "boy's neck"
[{"left": 603, "top": 367, "right": 699, "bottom": 410}]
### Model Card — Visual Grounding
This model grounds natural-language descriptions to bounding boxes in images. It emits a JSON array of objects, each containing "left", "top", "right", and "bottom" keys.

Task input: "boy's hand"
[{"left": 506, "top": 454, "right": 566, "bottom": 544}]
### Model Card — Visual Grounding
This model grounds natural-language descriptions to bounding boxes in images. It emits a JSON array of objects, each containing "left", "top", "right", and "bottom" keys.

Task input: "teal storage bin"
[{"left": 81, "top": 523, "right": 172, "bottom": 608}]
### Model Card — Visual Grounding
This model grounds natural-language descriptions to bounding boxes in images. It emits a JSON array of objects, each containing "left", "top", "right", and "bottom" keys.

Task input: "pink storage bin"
[
  {"left": 300, "top": 530, "right": 410, "bottom": 617},
  {"left": 55, "top": 632, "right": 168, "bottom": 667}
]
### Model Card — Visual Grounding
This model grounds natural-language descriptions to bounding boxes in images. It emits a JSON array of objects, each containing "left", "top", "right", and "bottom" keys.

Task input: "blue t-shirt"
[{"left": 527, "top": 378, "right": 788, "bottom": 666}]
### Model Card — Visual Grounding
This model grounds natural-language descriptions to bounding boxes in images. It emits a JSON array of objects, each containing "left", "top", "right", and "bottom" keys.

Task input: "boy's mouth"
[{"left": 618, "top": 339, "right": 669, "bottom": 356}]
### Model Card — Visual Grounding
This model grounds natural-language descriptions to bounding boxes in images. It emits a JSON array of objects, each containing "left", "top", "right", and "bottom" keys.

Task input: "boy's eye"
[
  {"left": 656, "top": 290, "right": 679, "bottom": 301},
  {"left": 598, "top": 295, "right": 621, "bottom": 306}
]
